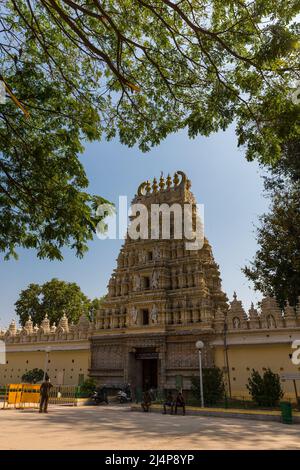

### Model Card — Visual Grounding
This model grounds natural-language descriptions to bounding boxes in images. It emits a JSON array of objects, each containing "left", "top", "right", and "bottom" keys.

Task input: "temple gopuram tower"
[{"left": 90, "top": 171, "right": 228, "bottom": 393}]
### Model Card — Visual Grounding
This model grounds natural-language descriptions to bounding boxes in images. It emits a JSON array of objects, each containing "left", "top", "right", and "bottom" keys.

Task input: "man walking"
[
  {"left": 39, "top": 376, "right": 53, "bottom": 413},
  {"left": 141, "top": 390, "right": 152, "bottom": 412}
]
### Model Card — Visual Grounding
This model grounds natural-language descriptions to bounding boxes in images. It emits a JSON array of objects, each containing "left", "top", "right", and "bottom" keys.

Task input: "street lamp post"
[
  {"left": 43, "top": 346, "right": 51, "bottom": 381},
  {"left": 195, "top": 340, "right": 204, "bottom": 408}
]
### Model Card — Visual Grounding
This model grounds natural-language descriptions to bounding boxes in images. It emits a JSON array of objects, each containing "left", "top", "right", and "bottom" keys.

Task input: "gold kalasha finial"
[
  {"left": 152, "top": 177, "right": 158, "bottom": 193},
  {"left": 159, "top": 172, "right": 165, "bottom": 191},
  {"left": 166, "top": 174, "right": 172, "bottom": 189},
  {"left": 137, "top": 170, "right": 188, "bottom": 196}
]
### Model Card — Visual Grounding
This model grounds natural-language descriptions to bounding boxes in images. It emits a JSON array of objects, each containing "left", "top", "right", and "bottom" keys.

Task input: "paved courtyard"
[{"left": 1, "top": 404, "right": 300, "bottom": 450}]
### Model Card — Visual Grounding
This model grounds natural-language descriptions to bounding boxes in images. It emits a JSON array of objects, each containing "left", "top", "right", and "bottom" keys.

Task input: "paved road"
[{"left": 1, "top": 405, "right": 300, "bottom": 450}]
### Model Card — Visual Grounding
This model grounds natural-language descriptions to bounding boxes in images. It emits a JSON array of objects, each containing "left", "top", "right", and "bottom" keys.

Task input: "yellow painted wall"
[
  {"left": 214, "top": 344, "right": 300, "bottom": 401},
  {"left": 2, "top": 341, "right": 300, "bottom": 401},
  {"left": 0, "top": 349, "right": 89, "bottom": 386}
]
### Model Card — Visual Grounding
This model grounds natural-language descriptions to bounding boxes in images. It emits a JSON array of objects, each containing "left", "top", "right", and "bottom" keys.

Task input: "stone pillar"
[
  {"left": 173, "top": 303, "right": 179, "bottom": 324},
  {"left": 171, "top": 268, "right": 177, "bottom": 289},
  {"left": 159, "top": 343, "right": 167, "bottom": 390}
]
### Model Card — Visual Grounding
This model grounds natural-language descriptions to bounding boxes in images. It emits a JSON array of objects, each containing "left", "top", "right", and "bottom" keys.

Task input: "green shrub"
[
  {"left": 246, "top": 368, "right": 283, "bottom": 407},
  {"left": 21, "top": 368, "right": 44, "bottom": 383},
  {"left": 78, "top": 378, "right": 97, "bottom": 397},
  {"left": 191, "top": 367, "right": 225, "bottom": 405}
]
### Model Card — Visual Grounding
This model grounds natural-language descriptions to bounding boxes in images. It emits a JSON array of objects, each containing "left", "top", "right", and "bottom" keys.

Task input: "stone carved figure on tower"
[
  {"left": 152, "top": 270, "right": 160, "bottom": 289},
  {"left": 153, "top": 245, "right": 160, "bottom": 260},
  {"left": 24, "top": 315, "right": 33, "bottom": 334},
  {"left": 130, "top": 306, "right": 138, "bottom": 325},
  {"left": 8, "top": 319, "right": 17, "bottom": 336},
  {"left": 138, "top": 250, "right": 147, "bottom": 264},
  {"left": 134, "top": 274, "right": 141, "bottom": 291},
  {"left": 266, "top": 314, "right": 276, "bottom": 329},
  {"left": 151, "top": 304, "right": 158, "bottom": 323}
]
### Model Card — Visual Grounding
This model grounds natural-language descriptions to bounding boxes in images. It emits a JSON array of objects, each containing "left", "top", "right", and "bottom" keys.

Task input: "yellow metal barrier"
[
  {"left": 49, "top": 385, "right": 77, "bottom": 406},
  {"left": 20, "top": 384, "right": 41, "bottom": 408},
  {"left": 4, "top": 384, "right": 41, "bottom": 409},
  {"left": 1, "top": 383, "right": 78, "bottom": 409},
  {"left": 8, "top": 384, "right": 23, "bottom": 407}
]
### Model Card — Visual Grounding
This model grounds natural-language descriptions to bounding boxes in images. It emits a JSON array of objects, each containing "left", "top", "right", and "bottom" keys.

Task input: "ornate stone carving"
[
  {"left": 130, "top": 306, "right": 138, "bottom": 325},
  {"left": 150, "top": 304, "right": 158, "bottom": 323},
  {"left": 227, "top": 292, "right": 248, "bottom": 330},
  {"left": 8, "top": 320, "right": 17, "bottom": 336},
  {"left": 40, "top": 314, "right": 50, "bottom": 334},
  {"left": 58, "top": 312, "right": 69, "bottom": 333},
  {"left": 153, "top": 245, "right": 160, "bottom": 260},
  {"left": 260, "top": 296, "right": 284, "bottom": 329},
  {"left": 248, "top": 302, "right": 260, "bottom": 329},
  {"left": 24, "top": 316, "right": 33, "bottom": 334},
  {"left": 151, "top": 270, "right": 160, "bottom": 289},
  {"left": 284, "top": 302, "right": 297, "bottom": 328},
  {"left": 134, "top": 274, "right": 140, "bottom": 291}
]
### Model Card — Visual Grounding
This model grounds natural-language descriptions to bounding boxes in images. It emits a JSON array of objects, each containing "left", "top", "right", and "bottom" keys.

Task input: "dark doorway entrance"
[
  {"left": 142, "top": 309, "right": 149, "bottom": 325},
  {"left": 142, "top": 359, "right": 158, "bottom": 390}
]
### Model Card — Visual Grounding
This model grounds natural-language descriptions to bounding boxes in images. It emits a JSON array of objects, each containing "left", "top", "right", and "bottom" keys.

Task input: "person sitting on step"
[
  {"left": 174, "top": 391, "right": 186, "bottom": 415},
  {"left": 163, "top": 391, "right": 174, "bottom": 414}
]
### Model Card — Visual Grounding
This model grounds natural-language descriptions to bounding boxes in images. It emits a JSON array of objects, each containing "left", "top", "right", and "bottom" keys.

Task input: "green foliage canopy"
[
  {"left": 15, "top": 277, "right": 91, "bottom": 326},
  {"left": 1, "top": 1, "right": 299, "bottom": 259},
  {"left": 21, "top": 368, "right": 44, "bottom": 383},
  {"left": 244, "top": 139, "right": 300, "bottom": 308}
]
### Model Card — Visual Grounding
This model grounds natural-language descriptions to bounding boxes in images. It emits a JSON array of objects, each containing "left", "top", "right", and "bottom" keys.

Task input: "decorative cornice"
[{"left": 0, "top": 312, "right": 94, "bottom": 345}]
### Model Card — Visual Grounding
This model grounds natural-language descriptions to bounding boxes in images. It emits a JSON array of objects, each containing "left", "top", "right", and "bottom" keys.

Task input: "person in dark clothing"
[
  {"left": 39, "top": 377, "right": 53, "bottom": 413},
  {"left": 174, "top": 392, "right": 185, "bottom": 415},
  {"left": 163, "top": 392, "right": 174, "bottom": 414},
  {"left": 103, "top": 386, "right": 109, "bottom": 404},
  {"left": 97, "top": 386, "right": 109, "bottom": 404},
  {"left": 141, "top": 390, "right": 152, "bottom": 412}
]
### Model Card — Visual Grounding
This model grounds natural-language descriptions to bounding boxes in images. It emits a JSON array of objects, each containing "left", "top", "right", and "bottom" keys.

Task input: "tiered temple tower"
[
  {"left": 90, "top": 171, "right": 228, "bottom": 392},
  {"left": 96, "top": 171, "right": 228, "bottom": 332}
]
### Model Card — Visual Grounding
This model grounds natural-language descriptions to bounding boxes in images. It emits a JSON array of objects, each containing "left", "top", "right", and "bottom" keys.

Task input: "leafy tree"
[
  {"left": 21, "top": 368, "right": 44, "bottom": 383},
  {"left": 191, "top": 367, "right": 225, "bottom": 405},
  {"left": 0, "top": 41, "right": 113, "bottom": 260},
  {"left": 1, "top": 1, "right": 299, "bottom": 258},
  {"left": 15, "top": 278, "right": 90, "bottom": 326},
  {"left": 243, "top": 139, "right": 300, "bottom": 308},
  {"left": 264, "top": 139, "right": 300, "bottom": 187},
  {"left": 246, "top": 368, "right": 283, "bottom": 407}
]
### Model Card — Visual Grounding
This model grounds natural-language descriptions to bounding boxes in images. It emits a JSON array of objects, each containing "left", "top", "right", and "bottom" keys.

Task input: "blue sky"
[{"left": 0, "top": 125, "right": 269, "bottom": 327}]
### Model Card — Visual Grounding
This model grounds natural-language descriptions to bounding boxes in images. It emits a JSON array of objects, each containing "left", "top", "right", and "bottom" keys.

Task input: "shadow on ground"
[{"left": 1, "top": 404, "right": 300, "bottom": 450}]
